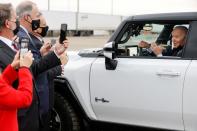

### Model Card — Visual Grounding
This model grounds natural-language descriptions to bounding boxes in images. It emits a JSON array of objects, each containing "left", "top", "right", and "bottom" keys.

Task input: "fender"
[{"left": 54, "top": 76, "right": 91, "bottom": 122}]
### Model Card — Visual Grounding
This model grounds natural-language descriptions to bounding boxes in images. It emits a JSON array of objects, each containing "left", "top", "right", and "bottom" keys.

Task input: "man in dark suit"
[
  {"left": 138, "top": 26, "right": 188, "bottom": 57},
  {"left": 18, "top": 8, "right": 65, "bottom": 130},
  {"left": 29, "top": 32, "right": 63, "bottom": 131},
  {"left": 0, "top": 3, "right": 68, "bottom": 131},
  {"left": 16, "top": 1, "right": 69, "bottom": 131}
]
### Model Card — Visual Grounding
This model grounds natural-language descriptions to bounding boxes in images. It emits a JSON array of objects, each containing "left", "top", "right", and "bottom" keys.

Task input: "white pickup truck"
[{"left": 51, "top": 12, "right": 197, "bottom": 131}]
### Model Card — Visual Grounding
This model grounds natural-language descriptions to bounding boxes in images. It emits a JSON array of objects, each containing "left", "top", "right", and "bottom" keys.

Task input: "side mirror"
[
  {"left": 103, "top": 41, "right": 116, "bottom": 59},
  {"left": 103, "top": 41, "right": 118, "bottom": 70}
]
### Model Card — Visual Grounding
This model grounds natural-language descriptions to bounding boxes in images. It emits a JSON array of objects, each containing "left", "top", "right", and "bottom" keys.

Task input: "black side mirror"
[{"left": 103, "top": 41, "right": 118, "bottom": 70}]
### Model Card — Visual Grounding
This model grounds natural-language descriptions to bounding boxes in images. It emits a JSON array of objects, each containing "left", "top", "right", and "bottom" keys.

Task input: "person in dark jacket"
[
  {"left": 28, "top": 14, "right": 65, "bottom": 131},
  {"left": 0, "top": 3, "right": 68, "bottom": 131},
  {"left": 16, "top": 1, "right": 68, "bottom": 131},
  {"left": 138, "top": 26, "right": 188, "bottom": 57}
]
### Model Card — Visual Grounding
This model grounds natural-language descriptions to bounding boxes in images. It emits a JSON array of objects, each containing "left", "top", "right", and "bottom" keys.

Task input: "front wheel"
[{"left": 50, "top": 92, "right": 81, "bottom": 131}]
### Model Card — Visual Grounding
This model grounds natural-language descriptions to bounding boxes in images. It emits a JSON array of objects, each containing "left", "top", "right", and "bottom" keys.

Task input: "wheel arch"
[{"left": 54, "top": 77, "right": 91, "bottom": 123}]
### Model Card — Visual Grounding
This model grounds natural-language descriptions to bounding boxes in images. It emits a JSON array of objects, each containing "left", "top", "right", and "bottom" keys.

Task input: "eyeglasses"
[
  {"left": 8, "top": 18, "right": 19, "bottom": 23},
  {"left": 8, "top": 19, "right": 20, "bottom": 27},
  {"left": 8, "top": 20, "right": 17, "bottom": 23}
]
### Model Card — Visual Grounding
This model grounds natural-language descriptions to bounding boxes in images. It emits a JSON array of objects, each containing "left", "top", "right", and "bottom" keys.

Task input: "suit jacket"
[
  {"left": 47, "top": 66, "right": 62, "bottom": 110},
  {"left": 0, "top": 38, "right": 61, "bottom": 131},
  {"left": 143, "top": 45, "right": 183, "bottom": 57},
  {"left": 29, "top": 33, "right": 62, "bottom": 115},
  {"left": 28, "top": 33, "right": 50, "bottom": 121},
  {"left": 17, "top": 27, "right": 41, "bottom": 59},
  {"left": 28, "top": 34, "right": 62, "bottom": 130},
  {"left": 162, "top": 45, "right": 183, "bottom": 57}
]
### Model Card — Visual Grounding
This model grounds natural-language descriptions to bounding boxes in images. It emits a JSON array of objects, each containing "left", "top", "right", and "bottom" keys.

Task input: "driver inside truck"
[{"left": 138, "top": 26, "right": 188, "bottom": 57}]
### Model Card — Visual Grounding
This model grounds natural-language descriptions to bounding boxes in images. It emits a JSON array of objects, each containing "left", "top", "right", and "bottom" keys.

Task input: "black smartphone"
[
  {"left": 19, "top": 37, "right": 29, "bottom": 59},
  {"left": 59, "top": 23, "right": 67, "bottom": 44}
]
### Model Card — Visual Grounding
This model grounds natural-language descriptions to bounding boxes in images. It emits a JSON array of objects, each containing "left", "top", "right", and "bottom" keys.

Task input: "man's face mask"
[
  {"left": 26, "top": 15, "right": 40, "bottom": 30},
  {"left": 13, "top": 20, "right": 20, "bottom": 35},
  {"left": 38, "top": 26, "right": 49, "bottom": 37},
  {"left": 31, "top": 19, "right": 40, "bottom": 30}
]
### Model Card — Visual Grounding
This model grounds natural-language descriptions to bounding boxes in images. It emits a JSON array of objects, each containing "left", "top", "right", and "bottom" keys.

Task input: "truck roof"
[{"left": 127, "top": 12, "right": 197, "bottom": 21}]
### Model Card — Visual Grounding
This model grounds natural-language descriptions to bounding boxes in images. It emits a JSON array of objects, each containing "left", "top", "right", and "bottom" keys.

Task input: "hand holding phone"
[
  {"left": 20, "top": 51, "right": 33, "bottom": 68},
  {"left": 11, "top": 52, "right": 20, "bottom": 69},
  {"left": 50, "top": 39, "right": 56, "bottom": 47},
  {"left": 59, "top": 23, "right": 67, "bottom": 44},
  {"left": 54, "top": 39, "right": 69, "bottom": 56}
]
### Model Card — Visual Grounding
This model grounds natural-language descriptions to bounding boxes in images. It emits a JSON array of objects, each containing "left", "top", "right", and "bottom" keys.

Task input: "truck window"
[{"left": 117, "top": 23, "right": 189, "bottom": 58}]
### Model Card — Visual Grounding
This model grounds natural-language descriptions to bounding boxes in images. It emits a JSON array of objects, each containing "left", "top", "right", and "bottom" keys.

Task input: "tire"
[{"left": 50, "top": 92, "right": 81, "bottom": 131}]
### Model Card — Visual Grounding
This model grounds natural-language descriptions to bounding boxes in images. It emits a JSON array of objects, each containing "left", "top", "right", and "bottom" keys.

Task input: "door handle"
[{"left": 156, "top": 71, "right": 181, "bottom": 77}]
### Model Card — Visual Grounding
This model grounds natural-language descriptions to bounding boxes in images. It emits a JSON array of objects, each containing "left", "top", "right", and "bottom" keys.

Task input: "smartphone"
[
  {"left": 50, "top": 39, "right": 56, "bottom": 47},
  {"left": 59, "top": 23, "right": 67, "bottom": 44},
  {"left": 19, "top": 37, "right": 29, "bottom": 59}
]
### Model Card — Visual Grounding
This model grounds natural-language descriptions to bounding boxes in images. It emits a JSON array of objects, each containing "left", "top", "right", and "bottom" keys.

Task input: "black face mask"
[
  {"left": 32, "top": 19, "right": 40, "bottom": 30},
  {"left": 13, "top": 20, "right": 20, "bottom": 35},
  {"left": 38, "top": 26, "right": 49, "bottom": 37}
]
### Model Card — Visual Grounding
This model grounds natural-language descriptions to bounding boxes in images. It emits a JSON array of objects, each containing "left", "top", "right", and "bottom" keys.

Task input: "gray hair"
[
  {"left": 0, "top": 3, "right": 12, "bottom": 31},
  {"left": 16, "top": 1, "right": 36, "bottom": 18},
  {"left": 173, "top": 26, "right": 188, "bottom": 34}
]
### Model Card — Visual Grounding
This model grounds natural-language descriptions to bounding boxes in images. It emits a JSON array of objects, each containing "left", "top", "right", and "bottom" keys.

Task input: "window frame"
[{"left": 114, "top": 20, "right": 192, "bottom": 60}]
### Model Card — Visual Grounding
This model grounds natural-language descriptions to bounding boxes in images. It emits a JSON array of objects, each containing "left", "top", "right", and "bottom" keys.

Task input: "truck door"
[
  {"left": 90, "top": 23, "right": 191, "bottom": 130},
  {"left": 182, "top": 21, "right": 197, "bottom": 131},
  {"left": 90, "top": 57, "right": 190, "bottom": 130}
]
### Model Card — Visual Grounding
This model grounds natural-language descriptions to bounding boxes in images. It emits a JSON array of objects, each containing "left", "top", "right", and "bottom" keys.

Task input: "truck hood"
[
  {"left": 67, "top": 48, "right": 103, "bottom": 60},
  {"left": 67, "top": 51, "right": 81, "bottom": 61}
]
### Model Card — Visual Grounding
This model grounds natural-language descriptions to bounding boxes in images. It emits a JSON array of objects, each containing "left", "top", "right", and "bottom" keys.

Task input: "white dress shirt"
[{"left": 0, "top": 36, "right": 16, "bottom": 51}]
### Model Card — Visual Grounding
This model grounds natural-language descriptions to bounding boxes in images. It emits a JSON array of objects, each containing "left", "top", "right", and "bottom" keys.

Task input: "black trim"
[
  {"left": 117, "top": 55, "right": 193, "bottom": 60},
  {"left": 111, "top": 12, "right": 197, "bottom": 44},
  {"left": 54, "top": 77, "right": 91, "bottom": 122},
  {"left": 77, "top": 52, "right": 195, "bottom": 60},
  {"left": 108, "top": 20, "right": 129, "bottom": 43},
  {"left": 89, "top": 120, "right": 181, "bottom": 131},
  {"left": 103, "top": 47, "right": 114, "bottom": 52},
  {"left": 128, "top": 12, "right": 197, "bottom": 21},
  {"left": 105, "top": 57, "right": 118, "bottom": 70},
  {"left": 183, "top": 21, "right": 197, "bottom": 58},
  {"left": 78, "top": 54, "right": 194, "bottom": 60},
  {"left": 78, "top": 49, "right": 103, "bottom": 58}
]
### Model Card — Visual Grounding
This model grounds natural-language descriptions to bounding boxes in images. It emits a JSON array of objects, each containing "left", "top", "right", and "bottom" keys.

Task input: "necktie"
[{"left": 12, "top": 42, "right": 19, "bottom": 51}]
